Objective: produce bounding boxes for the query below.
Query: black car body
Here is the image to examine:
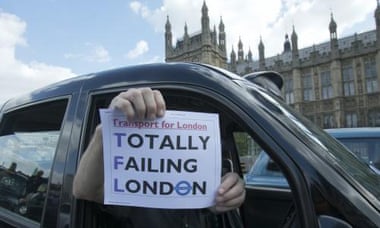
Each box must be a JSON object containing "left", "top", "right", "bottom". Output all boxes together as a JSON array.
[{"left": 0, "top": 63, "right": 378, "bottom": 228}]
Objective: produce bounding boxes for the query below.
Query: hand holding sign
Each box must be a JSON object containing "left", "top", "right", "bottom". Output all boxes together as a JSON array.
[
  {"left": 100, "top": 109, "right": 221, "bottom": 209},
  {"left": 109, "top": 88, "right": 166, "bottom": 121},
  {"left": 73, "top": 88, "right": 245, "bottom": 213}
]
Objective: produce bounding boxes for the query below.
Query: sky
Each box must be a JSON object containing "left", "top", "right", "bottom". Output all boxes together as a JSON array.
[{"left": 0, "top": 0, "right": 378, "bottom": 104}]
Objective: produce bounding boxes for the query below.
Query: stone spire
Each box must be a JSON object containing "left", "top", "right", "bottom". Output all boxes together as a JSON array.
[
  {"left": 258, "top": 36, "right": 265, "bottom": 70},
  {"left": 238, "top": 37, "right": 244, "bottom": 62},
  {"left": 291, "top": 25, "right": 299, "bottom": 57},
  {"left": 375, "top": 0, "right": 380, "bottom": 48},
  {"left": 329, "top": 12, "right": 339, "bottom": 58},
  {"left": 218, "top": 17, "right": 226, "bottom": 52},
  {"left": 165, "top": 15, "right": 173, "bottom": 56}
]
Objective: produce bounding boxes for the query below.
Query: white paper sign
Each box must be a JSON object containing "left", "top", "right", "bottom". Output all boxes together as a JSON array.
[{"left": 99, "top": 109, "right": 221, "bottom": 209}]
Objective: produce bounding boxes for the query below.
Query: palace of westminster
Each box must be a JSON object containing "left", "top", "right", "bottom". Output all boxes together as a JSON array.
[{"left": 165, "top": 1, "right": 380, "bottom": 129}]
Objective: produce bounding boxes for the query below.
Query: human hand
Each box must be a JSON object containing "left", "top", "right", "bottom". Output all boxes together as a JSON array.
[
  {"left": 211, "top": 172, "right": 245, "bottom": 213},
  {"left": 109, "top": 87, "right": 166, "bottom": 120}
]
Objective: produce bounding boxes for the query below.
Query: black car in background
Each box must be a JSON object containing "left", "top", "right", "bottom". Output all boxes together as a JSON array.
[{"left": 0, "top": 63, "right": 378, "bottom": 228}]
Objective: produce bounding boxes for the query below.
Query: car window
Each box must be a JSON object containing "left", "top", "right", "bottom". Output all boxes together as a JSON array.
[
  {"left": 0, "top": 99, "right": 68, "bottom": 224},
  {"left": 234, "top": 132, "right": 290, "bottom": 189},
  {"left": 79, "top": 88, "right": 252, "bottom": 227},
  {"left": 233, "top": 132, "right": 261, "bottom": 174}
]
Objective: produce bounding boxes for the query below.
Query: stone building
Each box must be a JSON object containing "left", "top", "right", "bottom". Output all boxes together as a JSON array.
[
  {"left": 230, "top": 3, "right": 380, "bottom": 128},
  {"left": 165, "top": 2, "right": 380, "bottom": 128},
  {"left": 165, "top": 1, "right": 227, "bottom": 69}
]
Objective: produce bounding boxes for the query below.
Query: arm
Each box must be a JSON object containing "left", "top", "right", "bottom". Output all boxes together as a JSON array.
[
  {"left": 72, "top": 88, "right": 166, "bottom": 203},
  {"left": 72, "top": 125, "right": 104, "bottom": 203}
]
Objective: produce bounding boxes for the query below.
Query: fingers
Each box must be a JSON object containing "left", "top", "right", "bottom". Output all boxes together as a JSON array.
[
  {"left": 153, "top": 90, "right": 166, "bottom": 118},
  {"left": 109, "top": 88, "right": 166, "bottom": 120},
  {"left": 215, "top": 188, "right": 245, "bottom": 212},
  {"left": 214, "top": 172, "right": 246, "bottom": 213}
]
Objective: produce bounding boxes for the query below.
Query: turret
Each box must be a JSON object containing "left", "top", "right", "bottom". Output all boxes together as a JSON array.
[
  {"left": 329, "top": 13, "right": 337, "bottom": 40},
  {"left": 329, "top": 12, "right": 339, "bottom": 58},
  {"left": 283, "top": 34, "right": 291, "bottom": 53},
  {"left": 375, "top": 0, "right": 380, "bottom": 48},
  {"left": 230, "top": 46, "right": 237, "bottom": 72},
  {"left": 201, "top": 1, "right": 211, "bottom": 46},
  {"left": 291, "top": 25, "right": 299, "bottom": 59},
  {"left": 218, "top": 17, "right": 226, "bottom": 52},
  {"left": 213, "top": 25, "right": 217, "bottom": 45},
  {"left": 247, "top": 48, "right": 253, "bottom": 62},
  {"left": 238, "top": 37, "right": 244, "bottom": 62},
  {"left": 201, "top": 1, "right": 210, "bottom": 34},
  {"left": 258, "top": 37, "right": 265, "bottom": 70},
  {"left": 184, "top": 23, "right": 190, "bottom": 49},
  {"left": 165, "top": 15, "right": 173, "bottom": 55}
]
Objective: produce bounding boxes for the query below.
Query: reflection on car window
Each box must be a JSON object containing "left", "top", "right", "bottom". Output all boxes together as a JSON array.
[
  {"left": 233, "top": 132, "right": 261, "bottom": 175},
  {"left": 0, "top": 99, "right": 67, "bottom": 223},
  {"left": 233, "top": 132, "right": 290, "bottom": 189}
]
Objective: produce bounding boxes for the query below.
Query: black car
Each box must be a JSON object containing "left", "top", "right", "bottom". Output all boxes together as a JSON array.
[{"left": 0, "top": 63, "right": 378, "bottom": 228}]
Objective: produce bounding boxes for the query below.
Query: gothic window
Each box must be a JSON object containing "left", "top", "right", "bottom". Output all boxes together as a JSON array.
[
  {"left": 364, "top": 57, "right": 378, "bottom": 93},
  {"left": 320, "top": 70, "right": 333, "bottom": 99},
  {"left": 302, "top": 73, "right": 314, "bottom": 101},
  {"left": 368, "top": 109, "right": 380, "bottom": 127},
  {"left": 323, "top": 113, "right": 335, "bottom": 128},
  {"left": 284, "top": 77, "right": 294, "bottom": 104},
  {"left": 345, "top": 112, "right": 358, "bottom": 128},
  {"left": 342, "top": 64, "right": 355, "bottom": 96}
]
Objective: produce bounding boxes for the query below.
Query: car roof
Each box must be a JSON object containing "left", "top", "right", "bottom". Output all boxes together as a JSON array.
[
  {"left": 325, "top": 127, "right": 380, "bottom": 138},
  {"left": 1, "top": 62, "right": 247, "bottom": 110}
]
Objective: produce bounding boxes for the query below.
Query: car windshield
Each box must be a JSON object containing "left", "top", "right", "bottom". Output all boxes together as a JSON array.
[{"left": 245, "top": 82, "right": 380, "bottom": 201}]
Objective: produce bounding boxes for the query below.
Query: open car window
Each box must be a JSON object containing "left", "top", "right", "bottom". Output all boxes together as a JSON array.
[{"left": 78, "top": 88, "right": 269, "bottom": 227}]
